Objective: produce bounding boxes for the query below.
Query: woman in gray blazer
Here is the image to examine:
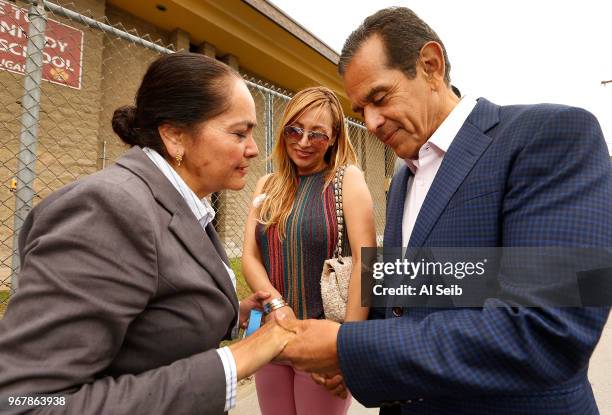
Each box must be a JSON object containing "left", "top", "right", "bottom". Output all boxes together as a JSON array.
[{"left": 0, "top": 53, "right": 293, "bottom": 414}]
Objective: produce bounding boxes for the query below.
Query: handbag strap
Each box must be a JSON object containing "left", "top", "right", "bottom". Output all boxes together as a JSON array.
[{"left": 333, "top": 165, "right": 348, "bottom": 260}]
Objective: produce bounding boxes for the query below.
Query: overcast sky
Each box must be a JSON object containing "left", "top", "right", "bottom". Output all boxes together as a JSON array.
[{"left": 271, "top": 0, "right": 612, "bottom": 151}]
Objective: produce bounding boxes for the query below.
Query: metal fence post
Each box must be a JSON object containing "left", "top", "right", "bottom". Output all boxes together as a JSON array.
[
  {"left": 264, "top": 91, "right": 274, "bottom": 173},
  {"left": 10, "top": 0, "right": 48, "bottom": 291}
]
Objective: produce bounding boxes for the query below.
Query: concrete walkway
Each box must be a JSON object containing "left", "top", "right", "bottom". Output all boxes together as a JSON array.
[
  {"left": 590, "top": 317, "right": 612, "bottom": 415},
  {"left": 232, "top": 318, "right": 612, "bottom": 414}
]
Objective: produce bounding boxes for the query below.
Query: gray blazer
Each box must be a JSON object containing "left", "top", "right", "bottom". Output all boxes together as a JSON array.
[{"left": 0, "top": 147, "right": 239, "bottom": 414}]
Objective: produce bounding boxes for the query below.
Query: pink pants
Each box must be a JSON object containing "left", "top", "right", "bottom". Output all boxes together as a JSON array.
[{"left": 255, "top": 362, "right": 352, "bottom": 415}]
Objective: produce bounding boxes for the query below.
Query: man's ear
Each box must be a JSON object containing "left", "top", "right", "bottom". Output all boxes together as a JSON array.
[
  {"left": 419, "top": 41, "right": 446, "bottom": 90},
  {"left": 158, "top": 123, "right": 185, "bottom": 161}
]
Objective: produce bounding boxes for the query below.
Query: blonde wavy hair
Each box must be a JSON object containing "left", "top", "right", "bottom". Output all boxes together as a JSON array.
[{"left": 258, "top": 86, "right": 357, "bottom": 238}]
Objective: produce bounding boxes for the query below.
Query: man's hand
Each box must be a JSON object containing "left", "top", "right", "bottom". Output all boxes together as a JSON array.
[
  {"left": 312, "top": 373, "right": 348, "bottom": 399},
  {"left": 274, "top": 314, "right": 341, "bottom": 375},
  {"left": 239, "top": 291, "right": 270, "bottom": 328}
]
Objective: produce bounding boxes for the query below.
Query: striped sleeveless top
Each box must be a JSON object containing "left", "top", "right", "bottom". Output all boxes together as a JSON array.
[{"left": 256, "top": 170, "right": 348, "bottom": 319}]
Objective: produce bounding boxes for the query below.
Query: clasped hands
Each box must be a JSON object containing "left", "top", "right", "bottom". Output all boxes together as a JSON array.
[
  {"left": 272, "top": 309, "right": 348, "bottom": 399},
  {"left": 237, "top": 292, "right": 347, "bottom": 398}
]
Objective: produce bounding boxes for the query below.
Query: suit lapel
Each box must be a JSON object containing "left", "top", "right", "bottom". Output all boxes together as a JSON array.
[
  {"left": 206, "top": 223, "right": 231, "bottom": 265},
  {"left": 116, "top": 147, "right": 239, "bottom": 317},
  {"left": 408, "top": 98, "right": 499, "bottom": 247},
  {"left": 167, "top": 214, "right": 239, "bottom": 314},
  {"left": 384, "top": 165, "right": 411, "bottom": 248},
  {"left": 204, "top": 224, "right": 239, "bottom": 318}
]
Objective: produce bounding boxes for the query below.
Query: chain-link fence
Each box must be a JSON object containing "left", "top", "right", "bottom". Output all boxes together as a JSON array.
[{"left": 0, "top": 0, "right": 394, "bottom": 311}]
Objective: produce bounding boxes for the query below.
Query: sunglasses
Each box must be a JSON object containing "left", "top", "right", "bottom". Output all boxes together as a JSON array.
[{"left": 283, "top": 125, "right": 330, "bottom": 145}]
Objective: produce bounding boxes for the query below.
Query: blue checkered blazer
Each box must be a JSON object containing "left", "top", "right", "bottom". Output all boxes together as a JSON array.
[{"left": 337, "top": 98, "right": 612, "bottom": 414}]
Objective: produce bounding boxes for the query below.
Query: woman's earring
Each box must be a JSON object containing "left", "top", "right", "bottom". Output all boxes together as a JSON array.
[{"left": 175, "top": 152, "right": 183, "bottom": 167}]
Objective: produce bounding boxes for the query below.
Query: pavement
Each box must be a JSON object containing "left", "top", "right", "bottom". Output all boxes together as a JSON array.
[
  {"left": 590, "top": 317, "right": 612, "bottom": 415},
  {"left": 231, "top": 317, "right": 612, "bottom": 415}
]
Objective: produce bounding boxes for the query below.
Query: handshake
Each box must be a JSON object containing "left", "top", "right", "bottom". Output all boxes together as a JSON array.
[{"left": 229, "top": 291, "right": 349, "bottom": 399}]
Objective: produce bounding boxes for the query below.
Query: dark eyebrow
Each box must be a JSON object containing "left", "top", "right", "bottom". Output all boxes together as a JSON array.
[
  {"left": 352, "top": 85, "right": 387, "bottom": 114},
  {"left": 230, "top": 121, "right": 257, "bottom": 129}
]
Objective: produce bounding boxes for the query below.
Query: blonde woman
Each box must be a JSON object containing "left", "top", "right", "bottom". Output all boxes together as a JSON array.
[{"left": 242, "top": 87, "right": 376, "bottom": 414}]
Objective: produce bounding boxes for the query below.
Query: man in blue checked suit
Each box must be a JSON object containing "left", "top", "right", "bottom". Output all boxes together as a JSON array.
[{"left": 276, "top": 6, "right": 612, "bottom": 415}]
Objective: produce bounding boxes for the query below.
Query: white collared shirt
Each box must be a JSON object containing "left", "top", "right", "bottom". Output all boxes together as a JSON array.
[
  {"left": 143, "top": 147, "right": 238, "bottom": 411},
  {"left": 402, "top": 96, "right": 477, "bottom": 246}
]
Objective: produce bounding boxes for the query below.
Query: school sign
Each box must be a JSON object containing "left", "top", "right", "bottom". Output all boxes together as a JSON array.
[{"left": 0, "top": 0, "right": 83, "bottom": 89}]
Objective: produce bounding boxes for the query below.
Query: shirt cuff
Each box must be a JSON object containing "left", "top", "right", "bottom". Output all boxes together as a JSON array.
[{"left": 216, "top": 346, "right": 238, "bottom": 411}]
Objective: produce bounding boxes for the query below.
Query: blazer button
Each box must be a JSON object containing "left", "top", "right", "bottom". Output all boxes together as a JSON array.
[{"left": 392, "top": 307, "right": 403, "bottom": 317}]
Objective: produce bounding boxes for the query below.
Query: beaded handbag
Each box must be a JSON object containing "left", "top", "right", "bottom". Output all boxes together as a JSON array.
[{"left": 320, "top": 165, "right": 352, "bottom": 323}]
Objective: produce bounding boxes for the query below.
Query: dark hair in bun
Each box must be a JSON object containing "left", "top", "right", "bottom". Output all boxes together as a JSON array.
[
  {"left": 111, "top": 52, "right": 240, "bottom": 156},
  {"left": 111, "top": 105, "right": 140, "bottom": 146}
]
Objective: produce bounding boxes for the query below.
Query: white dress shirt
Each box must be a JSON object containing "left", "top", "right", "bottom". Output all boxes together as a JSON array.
[
  {"left": 143, "top": 147, "right": 238, "bottom": 411},
  {"left": 402, "top": 97, "right": 477, "bottom": 246}
]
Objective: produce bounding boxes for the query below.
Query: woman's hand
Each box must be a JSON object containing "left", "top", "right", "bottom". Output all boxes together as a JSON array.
[
  {"left": 229, "top": 319, "right": 295, "bottom": 380},
  {"left": 264, "top": 304, "right": 297, "bottom": 324},
  {"left": 239, "top": 291, "right": 271, "bottom": 328}
]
